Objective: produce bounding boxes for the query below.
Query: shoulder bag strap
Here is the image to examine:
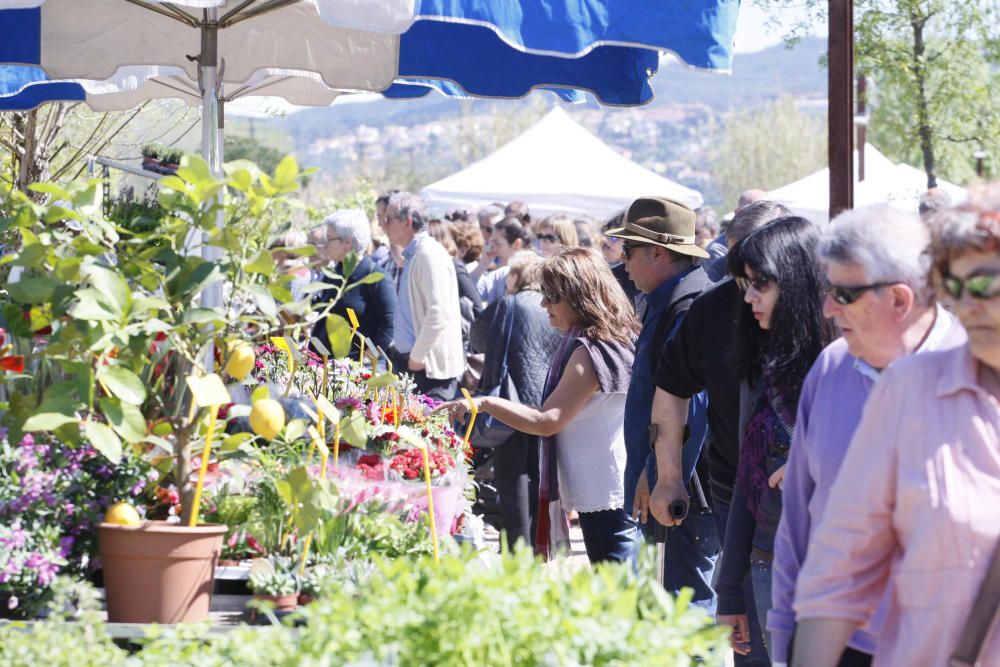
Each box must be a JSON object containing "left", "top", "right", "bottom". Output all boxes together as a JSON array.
[
  {"left": 949, "top": 537, "right": 1000, "bottom": 667},
  {"left": 497, "top": 297, "right": 516, "bottom": 382}
]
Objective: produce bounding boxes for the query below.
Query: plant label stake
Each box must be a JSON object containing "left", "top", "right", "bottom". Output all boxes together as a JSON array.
[
  {"left": 400, "top": 430, "right": 440, "bottom": 564},
  {"left": 320, "top": 354, "right": 329, "bottom": 398},
  {"left": 270, "top": 336, "right": 298, "bottom": 398},
  {"left": 189, "top": 404, "right": 220, "bottom": 527},
  {"left": 314, "top": 395, "right": 341, "bottom": 470},
  {"left": 460, "top": 388, "right": 478, "bottom": 448}
]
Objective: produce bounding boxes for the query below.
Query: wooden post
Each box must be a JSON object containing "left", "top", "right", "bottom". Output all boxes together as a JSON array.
[{"left": 829, "top": 0, "right": 855, "bottom": 218}]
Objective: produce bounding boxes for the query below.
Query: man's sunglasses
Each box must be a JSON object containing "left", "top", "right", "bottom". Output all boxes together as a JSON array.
[
  {"left": 941, "top": 273, "right": 1000, "bottom": 300},
  {"left": 735, "top": 274, "right": 772, "bottom": 293},
  {"left": 622, "top": 242, "right": 654, "bottom": 260},
  {"left": 825, "top": 281, "right": 894, "bottom": 305}
]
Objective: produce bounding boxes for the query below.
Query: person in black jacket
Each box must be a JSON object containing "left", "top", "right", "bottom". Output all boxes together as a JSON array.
[
  {"left": 310, "top": 209, "right": 396, "bottom": 356},
  {"left": 470, "top": 251, "right": 560, "bottom": 548}
]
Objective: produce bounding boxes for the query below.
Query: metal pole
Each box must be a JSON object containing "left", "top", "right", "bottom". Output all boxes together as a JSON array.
[
  {"left": 828, "top": 0, "right": 855, "bottom": 218},
  {"left": 199, "top": 8, "right": 224, "bottom": 314},
  {"left": 856, "top": 74, "right": 866, "bottom": 182}
]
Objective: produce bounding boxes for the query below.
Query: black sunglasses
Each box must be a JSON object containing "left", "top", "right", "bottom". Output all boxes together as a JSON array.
[
  {"left": 942, "top": 273, "right": 1000, "bottom": 300},
  {"left": 538, "top": 233, "right": 558, "bottom": 243},
  {"left": 825, "top": 281, "right": 894, "bottom": 305},
  {"left": 735, "top": 274, "right": 772, "bottom": 293},
  {"left": 540, "top": 285, "right": 561, "bottom": 304},
  {"left": 622, "top": 242, "right": 654, "bottom": 260}
]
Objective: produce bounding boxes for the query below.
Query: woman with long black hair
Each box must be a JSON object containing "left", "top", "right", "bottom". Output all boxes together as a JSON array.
[{"left": 714, "top": 217, "right": 837, "bottom": 660}]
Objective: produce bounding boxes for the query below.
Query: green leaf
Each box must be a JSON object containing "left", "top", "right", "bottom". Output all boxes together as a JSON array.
[
  {"left": 23, "top": 412, "right": 78, "bottom": 431},
  {"left": 221, "top": 432, "right": 254, "bottom": 452},
  {"left": 27, "top": 182, "right": 71, "bottom": 200},
  {"left": 325, "top": 314, "right": 353, "bottom": 358},
  {"left": 274, "top": 155, "right": 299, "bottom": 187},
  {"left": 98, "top": 366, "right": 147, "bottom": 405},
  {"left": 282, "top": 245, "right": 315, "bottom": 257},
  {"left": 246, "top": 284, "right": 277, "bottom": 318},
  {"left": 251, "top": 385, "right": 270, "bottom": 403},
  {"left": 86, "top": 266, "right": 130, "bottom": 314},
  {"left": 70, "top": 289, "right": 119, "bottom": 321},
  {"left": 339, "top": 412, "right": 368, "bottom": 448},
  {"left": 180, "top": 154, "right": 212, "bottom": 182},
  {"left": 99, "top": 397, "right": 147, "bottom": 443},
  {"left": 363, "top": 372, "right": 398, "bottom": 388},
  {"left": 6, "top": 276, "right": 58, "bottom": 304},
  {"left": 347, "top": 271, "right": 384, "bottom": 290},
  {"left": 284, "top": 418, "right": 308, "bottom": 443},
  {"left": 84, "top": 420, "right": 123, "bottom": 464},
  {"left": 182, "top": 308, "right": 224, "bottom": 325},
  {"left": 142, "top": 435, "right": 173, "bottom": 454},
  {"left": 244, "top": 249, "right": 274, "bottom": 275}
]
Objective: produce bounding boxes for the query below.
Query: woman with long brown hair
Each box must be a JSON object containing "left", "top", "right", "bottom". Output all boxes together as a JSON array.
[{"left": 441, "top": 247, "right": 640, "bottom": 563}]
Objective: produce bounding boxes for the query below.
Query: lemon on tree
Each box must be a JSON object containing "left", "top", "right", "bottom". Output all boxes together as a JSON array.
[
  {"left": 223, "top": 339, "right": 255, "bottom": 381},
  {"left": 104, "top": 502, "right": 142, "bottom": 526},
  {"left": 250, "top": 398, "right": 285, "bottom": 440}
]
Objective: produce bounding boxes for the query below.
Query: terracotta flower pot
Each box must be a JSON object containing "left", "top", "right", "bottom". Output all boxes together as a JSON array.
[
  {"left": 254, "top": 593, "right": 299, "bottom": 613},
  {"left": 99, "top": 520, "right": 226, "bottom": 623}
]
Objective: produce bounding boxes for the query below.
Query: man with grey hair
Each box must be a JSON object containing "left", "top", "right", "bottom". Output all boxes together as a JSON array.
[
  {"left": 382, "top": 191, "right": 464, "bottom": 400},
  {"left": 769, "top": 205, "right": 967, "bottom": 667},
  {"left": 472, "top": 204, "right": 508, "bottom": 304}
]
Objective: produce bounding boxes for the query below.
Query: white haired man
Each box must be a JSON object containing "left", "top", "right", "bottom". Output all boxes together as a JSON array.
[{"left": 768, "top": 205, "right": 967, "bottom": 667}]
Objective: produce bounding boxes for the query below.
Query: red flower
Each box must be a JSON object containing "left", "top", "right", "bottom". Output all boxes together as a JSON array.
[{"left": 358, "top": 454, "right": 382, "bottom": 467}]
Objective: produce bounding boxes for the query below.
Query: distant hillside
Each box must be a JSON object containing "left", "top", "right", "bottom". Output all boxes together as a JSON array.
[{"left": 276, "top": 37, "right": 828, "bottom": 150}]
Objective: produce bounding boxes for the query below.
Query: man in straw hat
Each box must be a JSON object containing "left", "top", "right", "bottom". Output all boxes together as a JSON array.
[{"left": 605, "top": 197, "right": 717, "bottom": 603}]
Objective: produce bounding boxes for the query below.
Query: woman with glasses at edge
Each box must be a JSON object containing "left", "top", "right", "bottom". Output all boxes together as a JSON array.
[
  {"left": 715, "top": 217, "right": 837, "bottom": 660},
  {"left": 440, "top": 247, "right": 640, "bottom": 563},
  {"left": 792, "top": 187, "right": 1000, "bottom": 667}
]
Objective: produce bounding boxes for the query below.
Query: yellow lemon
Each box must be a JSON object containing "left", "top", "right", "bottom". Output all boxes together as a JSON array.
[
  {"left": 104, "top": 502, "right": 141, "bottom": 527},
  {"left": 250, "top": 398, "right": 285, "bottom": 440},
  {"left": 224, "top": 340, "right": 255, "bottom": 381}
]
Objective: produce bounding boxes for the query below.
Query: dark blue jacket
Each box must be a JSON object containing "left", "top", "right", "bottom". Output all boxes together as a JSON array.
[{"left": 312, "top": 255, "right": 396, "bottom": 356}]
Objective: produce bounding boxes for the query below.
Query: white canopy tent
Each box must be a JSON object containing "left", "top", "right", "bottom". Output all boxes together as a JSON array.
[
  {"left": 769, "top": 144, "right": 967, "bottom": 224},
  {"left": 421, "top": 107, "right": 703, "bottom": 219}
]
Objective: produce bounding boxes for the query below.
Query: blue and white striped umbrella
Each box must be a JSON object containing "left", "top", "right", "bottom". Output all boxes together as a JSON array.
[{"left": 0, "top": 0, "right": 738, "bottom": 111}]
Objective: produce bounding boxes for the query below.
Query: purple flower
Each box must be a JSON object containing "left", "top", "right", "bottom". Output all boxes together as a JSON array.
[
  {"left": 59, "top": 536, "right": 75, "bottom": 558},
  {"left": 335, "top": 397, "right": 364, "bottom": 412}
]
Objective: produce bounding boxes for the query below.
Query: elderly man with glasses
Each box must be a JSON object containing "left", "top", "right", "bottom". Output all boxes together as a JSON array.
[{"left": 767, "top": 205, "right": 967, "bottom": 667}]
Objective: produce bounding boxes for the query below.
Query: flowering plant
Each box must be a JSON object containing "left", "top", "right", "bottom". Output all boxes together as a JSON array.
[
  {"left": 220, "top": 529, "right": 266, "bottom": 562},
  {"left": 0, "top": 431, "right": 150, "bottom": 616}
]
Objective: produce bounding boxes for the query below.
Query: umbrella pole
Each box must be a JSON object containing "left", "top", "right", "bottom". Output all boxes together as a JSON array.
[{"left": 199, "top": 9, "right": 224, "bottom": 314}]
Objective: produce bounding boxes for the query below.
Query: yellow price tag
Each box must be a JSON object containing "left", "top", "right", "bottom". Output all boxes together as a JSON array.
[
  {"left": 185, "top": 373, "right": 231, "bottom": 407},
  {"left": 345, "top": 307, "right": 360, "bottom": 331}
]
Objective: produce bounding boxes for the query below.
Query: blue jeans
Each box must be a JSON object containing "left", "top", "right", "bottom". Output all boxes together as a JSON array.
[
  {"left": 577, "top": 508, "right": 640, "bottom": 564},
  {"left": 714, "top": 498, "right": 769, "bottom": 667},
  {"left": 750, "top": 550, "right": 774, "bottom": 661},
  {"left": 661, "top": 509, "right": 720, "bottom": 614}
]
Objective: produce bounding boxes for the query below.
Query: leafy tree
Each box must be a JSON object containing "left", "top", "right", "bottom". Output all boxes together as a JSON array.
[
  {"left": 224, "top": 134, "right": 286, "bottom": 175},
  {"left": 758, "top": 0, "right": 1000, "bottom": 187},
  {"left": 709, "top": 96, "right": 827, "bottom": 210}
]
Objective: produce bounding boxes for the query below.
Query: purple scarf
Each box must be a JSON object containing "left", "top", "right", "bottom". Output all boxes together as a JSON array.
[{"left": 736, "top": 368, "right": 796, "bottom": 522}]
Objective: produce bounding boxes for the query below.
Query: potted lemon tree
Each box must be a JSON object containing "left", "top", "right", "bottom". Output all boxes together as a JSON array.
[{"left": 0, "top": 155, "right": 323, "bottom": 622}]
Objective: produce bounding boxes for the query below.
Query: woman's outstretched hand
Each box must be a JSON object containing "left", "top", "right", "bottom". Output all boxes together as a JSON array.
[{"left": 435, "top": 397, "right": 483, "bottom": 423}]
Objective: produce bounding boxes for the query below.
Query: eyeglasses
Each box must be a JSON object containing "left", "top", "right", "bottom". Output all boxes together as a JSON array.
[
  {"left": 941, "top": 273, "right": 1000, "bottom": 300},
  {"left": 735, "top": 274, "right": 772, "bottom": 293},
  {"left": 540, "top": 286, "right": 561, "bottom": 304},
  {"left": 622, "top": 242, "right": 654, "bottom": 260},
  {"left": 825, "top": 281, "right": 894, "bottom": 305},
  {"left": 537, "top": 233, "right": 558, "bottom": 243}
]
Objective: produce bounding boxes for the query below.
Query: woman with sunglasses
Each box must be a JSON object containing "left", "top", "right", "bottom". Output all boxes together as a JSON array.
[
  {"left": 792, "top": 187, "right": 1000, "bottom": 667},
  {"left": 715, "top": 216, "right": 837, "bottom": 659},
  {"left": 440, "top": 247, "right": 640, "bottom": 563}
]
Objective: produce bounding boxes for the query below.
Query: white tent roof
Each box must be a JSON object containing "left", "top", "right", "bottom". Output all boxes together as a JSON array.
[
  {"left": 421, "top": 107, "right": 703, "bottom": 219},
  {"left": 769, "top": 144, "right": 967, "bottom": 223}
]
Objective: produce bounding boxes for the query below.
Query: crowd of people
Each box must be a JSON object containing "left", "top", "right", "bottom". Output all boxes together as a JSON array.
[{"left": 300, "top": 184, "right": 1000, "bottom": 667}]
